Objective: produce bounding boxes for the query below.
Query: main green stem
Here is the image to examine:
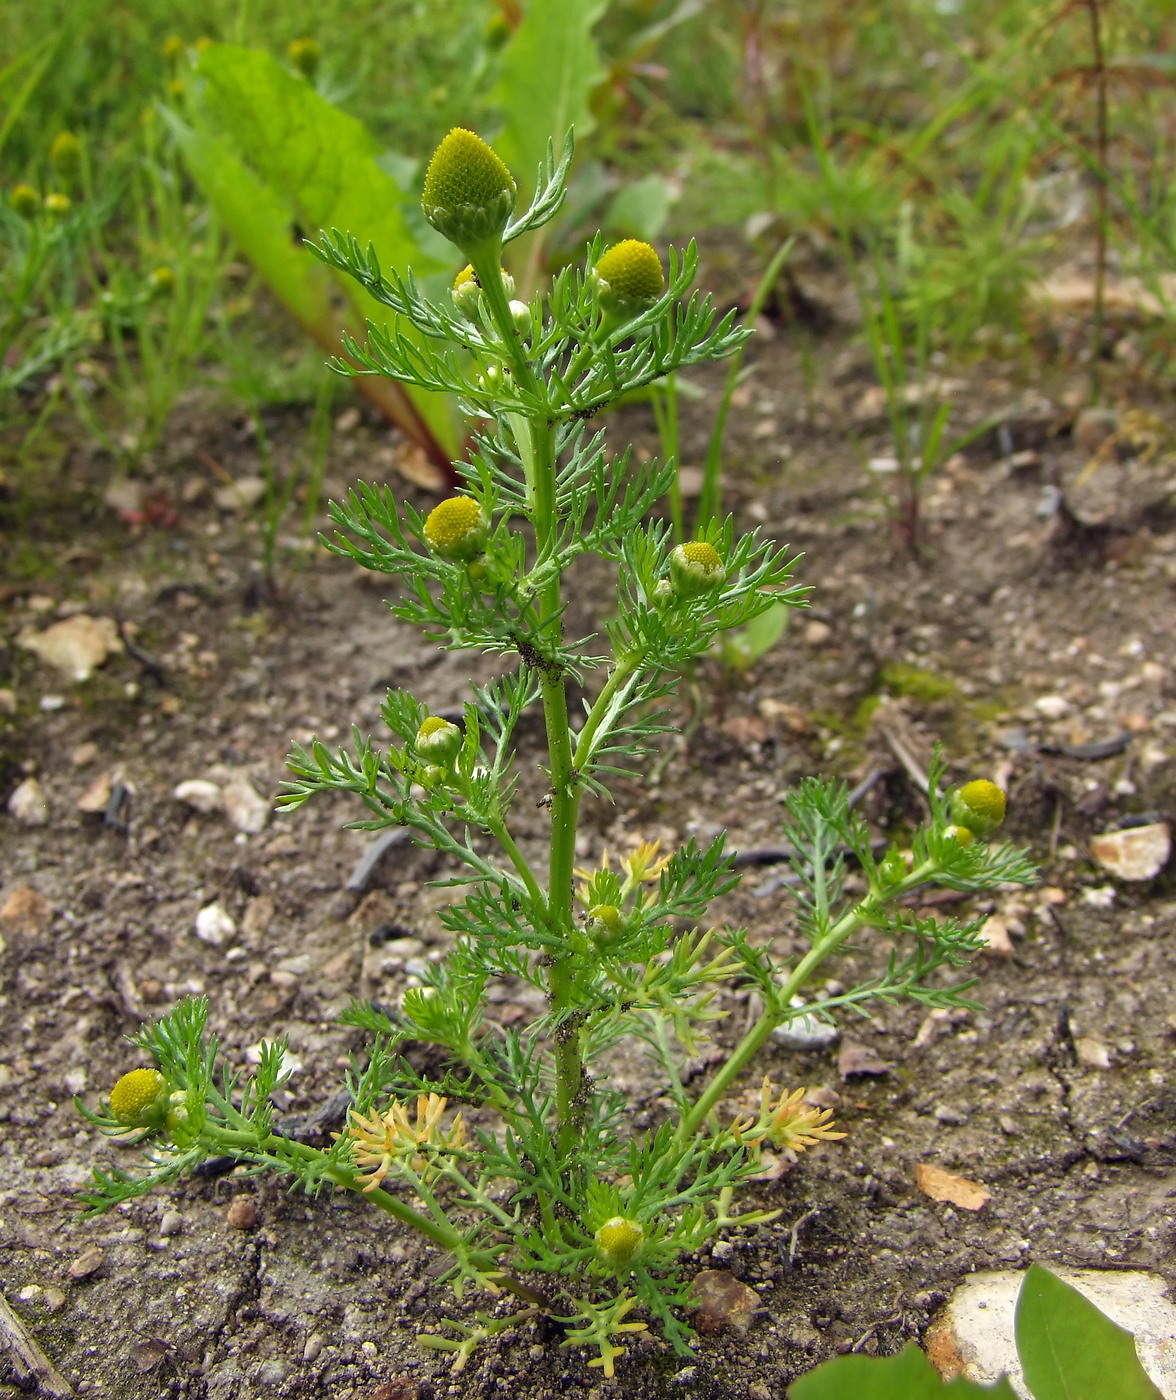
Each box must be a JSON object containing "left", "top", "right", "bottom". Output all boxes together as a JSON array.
[{"left": 472, "top": 249, "right": 586, "bottom": 1161}]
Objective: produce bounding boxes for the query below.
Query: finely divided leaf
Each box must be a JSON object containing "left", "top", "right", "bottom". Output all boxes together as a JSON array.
[{"left": 1015, "top": 1265, "right": 1164, "bottom": 1400}]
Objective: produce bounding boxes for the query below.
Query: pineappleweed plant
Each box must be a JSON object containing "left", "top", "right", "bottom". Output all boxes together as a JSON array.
[{"left": 78, "top": 129, "right": 1036, "bottom": 1375}]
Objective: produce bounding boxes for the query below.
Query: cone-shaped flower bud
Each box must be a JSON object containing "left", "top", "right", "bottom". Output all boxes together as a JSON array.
[
  {"left": 150, "top": 266, "right": 176, "bottom": 295},
  {"left": 423, "top": 496, "right": 488, "bottom": 562},
  {"left": 287, "top": 37, "right": 321, "bottom": 80},
  {"left": 415, "top": 715, "right": 462, "bottom": 765},
  {"left": 595, "top": 1216, "right": 644, "bottom": 1269},
  {"left": 950, "top": 780, "right": 1006, "bottom": 838},
  {"left": 422, "top": 128, "right": 516, "bottom": 256},
  {"left": 669, "top": 541, "right": 725, "bottom": 599},
  {"left": 945, "top": 824, "right": 975, "bottom": 847},
  {"left": 109, "top": 1068, "right": 168, "bottom": 1127},
  {"left": 44, "top": 193, "right": 71, "bottom": 216},
  {"left": 451, "top": 264, "right": 483, "bottom": 319},
  {"left": 11, "top": 185, "right": 39, "bottom": 219},
  {"left": 508, "top": 299, "right": 531, "bottom": 336},
  {"left": 593, "top": 240, "right": 664, "bottom": 325},
  {"left": 50, "top": 132, "right": 82, "bottom": 181}
]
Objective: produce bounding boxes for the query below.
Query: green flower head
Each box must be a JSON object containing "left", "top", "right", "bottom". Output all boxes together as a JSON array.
[
  {"left": 423, "top": 496, "right": 488, "bottom": 563},
  {"left": 669, "top": 541, "right": 725, "bottom": 599},
  {"left": 950, "top": 779, "right": 1006, "bottom": 838},
  {"left": 415, "top": 714, "right": 462, "bottom": 765},
  {"left": 595, "top": 1216, "right": 644, "bottom": 1269},
  {"left": 109, "top": 1068, "right": 169, "bottom": 1127},
  {"left": 422, "top": 129, "right": 516, "bottom": 257}
]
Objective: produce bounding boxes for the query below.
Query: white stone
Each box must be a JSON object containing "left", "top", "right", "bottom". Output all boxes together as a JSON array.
[
  {"left": 1089, "top": 823, "right": 1171, "bottom": 882},
  {"left": 773, "top": 998, "right": 839, "bottom": 1050},
  {"left": 1034, "top": 694, "right": 1070, "bottom": 720},
  {"left": 222, "top": 776, "right": 269, "bottom": 834},
  {"left": 213, "top": 476, "right": 266, "bottom": 511},
  {"left": 927, "top": 1268, "right": 1176, "bottom": 1398},
  {"left": 76, "top": 772, "right": 113, "bottom": 814},
  {"left": 18, "top": 614, "right": 122, "bottom": 681},
  {"left": 173, "top": 779, "right": 224, "bottom": 814},
  {"left": 194, "top": 902, "right": 236, "bottom": 946},
  {"left": 8, "top": 777, "right": 49, "bottom": 825}
]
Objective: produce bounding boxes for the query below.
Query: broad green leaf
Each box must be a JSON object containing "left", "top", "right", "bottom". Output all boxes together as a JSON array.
[
  {"left": 161, "top": 111, "right": 335, "bottom": 337},
  {"left": 606, "top": 174, "right": 676, "bottom": 240},
  {"left": 718, "top": 599, "right": 791, "bottom": 672},
  {"left": 789, "top": 1342, "right": 1018, "bottom": 1399},
  {"left": 180, "top": 44, "right": 456, "bottom": 457},
  {"left": 1015, "top": 1265, "right": 1164, "bottom": 1400},
  {"left": 494, "top": 0, "right": 607, "bottom": 199}
]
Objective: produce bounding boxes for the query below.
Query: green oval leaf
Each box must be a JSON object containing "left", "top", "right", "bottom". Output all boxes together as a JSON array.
[
  {"left": 1015, "top": 1265, "right": 1164, "bottom": 1400},
  {"left": 789, "top": 1342, "right": 1018, "bottom": 1399}
]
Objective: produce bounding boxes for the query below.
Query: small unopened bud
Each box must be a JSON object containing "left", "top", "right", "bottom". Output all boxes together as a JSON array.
[
  {"left": 50, "top": 132, "right": 82, "bottom": 182},
  {"left": 149, "top": 267, "right": 176, "bottom": 296},
  {"left": 287, "top": 38, "right": 321, "bottom": 80},
  {"left": 949, "top": 780, "right": 1006, "bottom": 838},
  {"left": 44, "top": 193, "right": 71, "bottom": 216},
  {"left": 651, "top": 578, "right": 675, "bottom": 611},
  {"left": 945, "top": 824, "right": 975, "bottom": 847},
  {"left": 508, "top": 299, "right": 531, "bottom": 336},
  {"left": 595, "top": 1216, "right": 644, "bottom": 1269},
  {"left": 109, "top": 1068, "right": 168, "bottom": 1127},
  {"left": 10, "top": 184, "right": 39, "bottom": 220},
  {"left": 161, "top": 35, "right": 185, "bottom": 62},
  {"left": 587, "top": 904, "right": 632, "bottom": 947},
  {"left": 423, "top": 496, "right": 488, "bottom": 562},
  {"left": 415, "top": 715, "right": 462, "bottom": 765},
  {"left": 422, "top": 128, "right": 516, "bottom": 257},
  {"left": 669, "top": 541, "right": 724, "bottom": 599}
]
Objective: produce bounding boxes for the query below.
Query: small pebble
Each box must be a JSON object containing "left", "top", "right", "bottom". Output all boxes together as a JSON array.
[
  {"left": 773, "top": 999, "right": 839, "bottom": 1050},
  {"left": 213, "top": 476, "right": 266, "bottom": 511},
  {"left": 195, "top": 902, "right": 236, "bottom": 946},
  {"left": 8, "top": 776, "right": 49, "bottom": 826},
  {"left": 159, "top": 1210, "right": 184, "bottom": 1237},
  {"left": 1075, "top": 1037, "right": 1111, "bottom": 1070},
  {"left": 302, "top": 1333, "right": 324, "bottom": 1363},
  {"left": 1089, "top": 823, "right": 1170, "bottom": 882},
  {"left": 1034, "top": 695, "right": 1070, "bottom": 720},
  {"left": 71, "top": 741, "right": 98, "bottom": 766},
  {"left": 67, "top": 1245, "right": 105, "bottom": 1280},
  {"left": 76, "top": 772, "right": 113, "bottom": 814},
  {"left": 226, "top": 1197, "right": 258, "bottom": 1231},
  {"left": 223, "top": 775, "right": 270, "bottom": 834},
  {"left": 173, "top": 778, "right": 224, "bottom": 814},
  {"left": 0, "top": 688, "right": 15, "bottom": 715}
]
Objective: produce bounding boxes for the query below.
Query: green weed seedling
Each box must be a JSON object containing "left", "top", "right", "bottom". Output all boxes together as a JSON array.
[
  {"left": 78, "top": 129, "right": 1036, "bottom": 1376},
  {"left": 790, "top": 1263, "right": 1163, "bottom": 1399}
]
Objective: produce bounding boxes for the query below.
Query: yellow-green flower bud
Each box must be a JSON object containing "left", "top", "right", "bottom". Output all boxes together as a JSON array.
[
  {"left": 669, "top": 541, "right": 725, "bottom": 599},
  {"left": 423, "top": 496, "right": 488, "bottom": 562},
  {"left": 109, "top": 1068, "right": 168, "bottom": 1126},
  {"left": 416, "top": 715, "right": 462, "bottom": 765},
  {"left": 44, "top": 192, "right": 71, "bottom": 216},
  {"left": 11, "top": 184, "right": 39, "bottom": 220},
  {"left": 50, "top": 132, "right": 82, "bottom": 182},
  {"left": 593, "top": 240, "right": 664, "bottom": 325},
  {"left": 287, "top": 37, "right": 321, "bottom": 80},
  {"left": 161, "top": 35, "right": 185, "bottom": 62},
  {"left": 651, "top": 578, "right": 675, "bottom": 611},
  {"left": 946, "top": 824, "right": 975, "bottom": 847},
  {"left": 595, "top": 1216, "right": 644, "bottom": 1269},
  {"left": 149, "top": 266, "right": 176, "bottom": 295},
  {"left": 950, "top": 780, "right": 1006, "bottom": 838},
  {"left": 508, "top": 299, "right": 531, "bottom": 337},
  {"left": 422, "top": 128, "right": 516, "bottom": 257}
]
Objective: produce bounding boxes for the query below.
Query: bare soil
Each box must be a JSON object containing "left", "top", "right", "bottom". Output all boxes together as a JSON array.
[{"left": 3, "top": 287, "right": 1176, "bottom": 1400}]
